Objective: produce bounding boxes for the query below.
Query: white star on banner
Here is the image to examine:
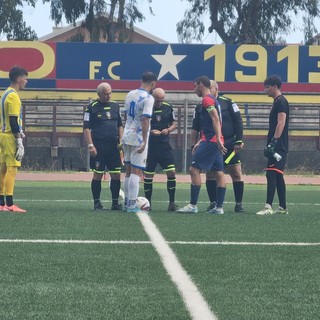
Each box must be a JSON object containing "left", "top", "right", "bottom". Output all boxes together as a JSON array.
[{"left": 151, "top": 45, "right": 187, "bottom": 80}]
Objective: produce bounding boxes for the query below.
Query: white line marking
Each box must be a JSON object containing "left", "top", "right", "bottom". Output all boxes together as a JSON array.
[
  {"left": 136, "top": 211, "right": 217, "bottom": 320},
  {"left": 13, "top": 199, "right": 320, "bottom": 206},
  {"left": 0, "top": 239, "right": 320, "bottom": 246},
  {"left": 0, "top": 239, "right": 150, "bottom": 244},
  {"left": 170, "top": 241, "right": 320, "bottom": 246}
]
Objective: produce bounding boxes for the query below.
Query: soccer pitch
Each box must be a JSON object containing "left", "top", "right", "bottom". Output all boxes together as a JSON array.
[{"left": 0, "top": 181, "right": 320, "bottom": 320}]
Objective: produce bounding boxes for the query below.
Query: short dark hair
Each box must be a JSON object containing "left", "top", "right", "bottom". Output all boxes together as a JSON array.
[
  {"left": 9, "top": 66, "right": 28, "bottom": 83},
  {"left": 141, "top": 71, "right": 158, "bottom": 83},
  {"left": 264, "top": 75, "right": 282, "bottom": 88},
  {"left": 194, "top": 76, "right": 211, "bottom": 89}
]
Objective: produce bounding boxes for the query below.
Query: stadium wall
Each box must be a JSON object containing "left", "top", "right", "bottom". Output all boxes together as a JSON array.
[
  {"left": 1, "top": 42, "right": 320, "bottom": 173},
  {"left": 20, "top": 100, "right": 320, "bottom": 174}
]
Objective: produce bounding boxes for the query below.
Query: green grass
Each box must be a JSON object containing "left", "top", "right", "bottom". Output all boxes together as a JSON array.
[{"left": 0, "top": 181, "right": 320, "bottom": 319}]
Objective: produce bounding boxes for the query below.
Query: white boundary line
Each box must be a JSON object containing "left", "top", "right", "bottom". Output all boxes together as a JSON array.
[
  {"left": 0, "top": 239, "right": 150, "bottom": 244},
  {"left": 136, "top": 211, "right": 217, "bottom": 320},
  {"left": 0, "top": 239, "right": 320, "bottom": 246},
  {"left": 12, "top": 199, "right": 320, "bottom": 206},
  {"left": 170, "top": 241, "right": 320, "bottom": 246}
]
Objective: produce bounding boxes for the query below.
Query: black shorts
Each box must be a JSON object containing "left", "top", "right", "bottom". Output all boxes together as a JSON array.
[
  {"left": 145, "top": 142, "right": 175, "bottom": 174},
  {"left": 90, "top": 140, "right": 122, "bottom": 174},
  {"left": 223, "top": 144, "right": 241, "bottom": 166},
  {"left": 266, "top": 151, "right": 287, "bottom": 174}
]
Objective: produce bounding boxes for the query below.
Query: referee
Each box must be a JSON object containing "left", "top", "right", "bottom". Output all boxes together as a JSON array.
[
  {"left": 191, "top": 80, "right": 245, "bottom": 213},
  {"left": 144, "top": 88, "right": 178, "bottom": 211},
  {"left": 83, "top": 83, "right": 123, "bottom": 210}
]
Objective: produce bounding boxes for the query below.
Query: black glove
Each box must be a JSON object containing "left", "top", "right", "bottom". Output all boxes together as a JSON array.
[{"left": 264, "top": 137, "right": 278, "bottom": 158}]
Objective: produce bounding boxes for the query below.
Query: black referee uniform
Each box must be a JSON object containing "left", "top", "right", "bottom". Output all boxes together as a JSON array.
[
  {"left": 83, "top": 99, "right": 123, "bottom": 209},
  {"left": 144, "top": 101, "right": 177, "bottom": 210}
]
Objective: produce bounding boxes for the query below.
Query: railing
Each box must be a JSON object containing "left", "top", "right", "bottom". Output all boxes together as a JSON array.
[
  {"left": 21, "top": 99, "right": 320, "bottom": 172},
  {"left": 22, "top": 100, "right": 87, "bottom": 146},
  {"left": 242, "top": 103, "right": 320, "bottom": 130},
  {"left": 22, "top": 99, "right": 320, "bottom": 144}
]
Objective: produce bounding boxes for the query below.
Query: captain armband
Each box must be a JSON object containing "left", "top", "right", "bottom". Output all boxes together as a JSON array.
[{"left": 206, "top": 106, "right": 216, "bottom": 112}]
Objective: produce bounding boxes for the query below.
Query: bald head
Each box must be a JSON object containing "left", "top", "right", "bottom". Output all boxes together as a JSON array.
[
  {"left": 210, "top": 80, "right": 219, "bottom": 97},
  {"left": 152, "top": 88, "right": 166, "bottom": 108},
  {"left": 152, "top": 88, "right": 165, "bottom": 100},
  {"left": 97, "top": 82, "right": 112, "bottom": 102}
]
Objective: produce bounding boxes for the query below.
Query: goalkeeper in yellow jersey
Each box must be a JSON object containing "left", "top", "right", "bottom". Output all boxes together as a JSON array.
[{"left": 0, "top": 66, "right": 28, "bottom": 213}]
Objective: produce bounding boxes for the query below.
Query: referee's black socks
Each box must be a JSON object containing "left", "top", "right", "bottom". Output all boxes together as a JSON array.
[
  {"left": 91, "top": 179, "right": 101, "bottom": 204},
  {"left": 144, "top": 178, "right": 153, "bottom": 203},
  {"left": 167, "top": 177, "right": 176, "bottom": 203},
  {"left": 206, "top": 180, "right": 217, "bottom": 203},
  {"left": 110, "top": 179, "right": 121, "bottom": 205},
  {"left": 233, "top": 181, "right": 244, "bottom": 204}
]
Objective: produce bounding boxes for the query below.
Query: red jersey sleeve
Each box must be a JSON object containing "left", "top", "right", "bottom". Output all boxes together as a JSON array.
[{"left": 202, "top": 96, "right": 216, "bottom": 109}]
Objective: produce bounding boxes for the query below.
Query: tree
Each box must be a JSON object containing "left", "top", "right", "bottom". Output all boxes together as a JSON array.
[
  {"left": 0, "top": 0, "right": 38, "bottom": 40},
  {"left": 43, "top": 0, "right": 153, "bottom": 42},
  {"left": 177, "top": 0, "right": 320, "bottom": 44}
]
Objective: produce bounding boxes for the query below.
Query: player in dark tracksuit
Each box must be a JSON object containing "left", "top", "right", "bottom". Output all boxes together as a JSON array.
[
  {"left": 191, "top": 80, "right": 246, "bottom": 213},
  {"left": 83, "top": 83, "right": 123, "bottom": 211},
  {"left": 256, "top": 75, "right": 289, "bottom": 215},
  {"left": 144, "top": 88, "right": 178, "bottom": 211}
]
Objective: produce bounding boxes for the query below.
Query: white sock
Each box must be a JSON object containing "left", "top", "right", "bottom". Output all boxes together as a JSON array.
[
  {"left": 128, "top": 174, "right": 140, "bottom": 207},
  {"left": 124, "top": 176, "right": 130, "bottom": 206}
]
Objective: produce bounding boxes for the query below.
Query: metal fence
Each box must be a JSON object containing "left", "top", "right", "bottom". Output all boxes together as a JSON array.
[{"left": 21, "top": 99, "right": 320, "bottom": 173}]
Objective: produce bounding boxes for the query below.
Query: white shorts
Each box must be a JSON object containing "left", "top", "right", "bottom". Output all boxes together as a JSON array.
[{"left": 123, "top": 144, "right": 148, "bottom": 170}]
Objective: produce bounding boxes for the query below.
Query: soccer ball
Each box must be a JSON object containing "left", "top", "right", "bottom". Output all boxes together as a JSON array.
[{"left": 136, "top": 197, "right": 150, "bottom": 211}]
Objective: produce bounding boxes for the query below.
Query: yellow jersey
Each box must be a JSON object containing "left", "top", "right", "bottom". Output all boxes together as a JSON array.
[{"left": 0, "top": 87, "right": 23, "bottom": 134}]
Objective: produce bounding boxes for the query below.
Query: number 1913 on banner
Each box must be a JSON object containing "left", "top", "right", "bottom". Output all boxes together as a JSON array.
[{"left": 204, "top": 45, "right": 320, "bottom": 84}]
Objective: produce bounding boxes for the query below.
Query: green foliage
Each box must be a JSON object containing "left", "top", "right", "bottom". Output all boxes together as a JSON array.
[
  {"left": 43, "top": 0, "right": 153, "bottom": 42},
  {"left": 0, "top": 0, "right": 38, "bottom": 40},
  {"left": 177, "top": 0, "right": 320, "bottom": 44},
  {"left": 66, "top": 31, "right": 85, "bottom": 42}
]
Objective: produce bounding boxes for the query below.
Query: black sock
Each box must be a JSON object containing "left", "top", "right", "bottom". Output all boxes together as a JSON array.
[
  {"left": 110, "top": 179, "right": 120, "bottom": 205},
  {"left": 276, "top": 174, "right": 286, "bottom": 209},
  {"left": 144, "top": 178, "right": 153, "bottom": 203},
  {"left": 0, "top": 195, "right": 5, "bottom": 206},
  {"left": 91, "top": 179, "right": 101, "bottom": 205},
  {"left": 206, "top": 180, "right": 217, "bottom": 203},
  {"left": 167, "top": 178, "right": 176, "bottom": 203},
  {"left": 6, "top": 195, "right": 13, "bottom": 207},
  {"left": 233, "top": 181, "right": 244, "bottom": 204},
  {"left": 266, "top": 171, "right": 277, "bottom": 206},
  {"left": 216, "top": 187, "right": 226, "bottom": 207}
]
